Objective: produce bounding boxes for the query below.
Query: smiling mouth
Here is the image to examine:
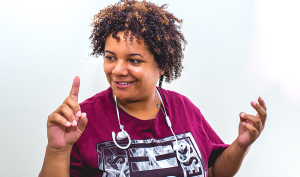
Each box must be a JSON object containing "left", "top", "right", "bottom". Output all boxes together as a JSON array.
[{"left": 115, "top": 81, "right": 135, "bottom": 85}]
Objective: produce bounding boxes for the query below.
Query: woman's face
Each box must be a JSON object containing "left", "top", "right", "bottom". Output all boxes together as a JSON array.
[{"left": 104, "top": 32, "right": 163, "bottom": 102}]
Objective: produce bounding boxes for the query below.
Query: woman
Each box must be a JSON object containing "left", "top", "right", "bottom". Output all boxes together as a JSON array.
[{"left": 40, "top": 0, "right": 267, "bottom": 176}]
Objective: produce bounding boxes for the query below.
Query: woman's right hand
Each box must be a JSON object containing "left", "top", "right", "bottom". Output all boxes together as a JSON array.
[{"left": 47, "top": 76, "right": 88, "bottom": 150}]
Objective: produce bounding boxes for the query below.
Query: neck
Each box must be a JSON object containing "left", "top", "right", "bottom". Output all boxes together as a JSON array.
[{"left": 113, "top": 89, "right": 161, "bottom": 120}]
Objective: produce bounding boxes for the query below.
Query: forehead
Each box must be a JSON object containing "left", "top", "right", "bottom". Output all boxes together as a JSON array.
[{"left": 104, "top": 32, "right": 150, "bottom": 54}]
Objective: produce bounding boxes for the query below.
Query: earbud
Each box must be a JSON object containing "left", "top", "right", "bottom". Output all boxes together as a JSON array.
[
  {"left": 112, "top": 130, "right": 131, "bottom": 149},
  {"left": 117, "top": 131, "right": 127, "bottom": 140},
  {"left": 112, "top": 88, "right": 191, "bottom": 164},
  {"left": 173, "top": 142, "right": 191, "bottom": 163},
  {"left": 113, "top": 95, "right": 131, "bottom": 149},
  {"left": 179, "top": 143, "right": 186, "bottom": 151},
  {"left": 173, "top": 143, "right": 186, "bottom": 151}
]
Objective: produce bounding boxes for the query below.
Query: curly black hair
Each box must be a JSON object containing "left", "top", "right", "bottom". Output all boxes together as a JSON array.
[{"left": 90, "top": 0, "right": 187, "bottom": 87}]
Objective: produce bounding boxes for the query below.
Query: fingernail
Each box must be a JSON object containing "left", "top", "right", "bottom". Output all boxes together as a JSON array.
[
  {"left": 242, "top": 122, "right": 246, "bottom": 126},
  {"left": 65, "top": 122, "right": 71, "bottom": 126},
  {"left": 241, "top": 113, "right": 245, "bottom": 118},
  {"left": 76, "top": 111, "right": 81, "bottom": 117},
  {"left": 251, "top": 101, "right": 256, "bottom": 106},
  {"left": 72, "top": 120, "right": 77, "bottom": 126}
]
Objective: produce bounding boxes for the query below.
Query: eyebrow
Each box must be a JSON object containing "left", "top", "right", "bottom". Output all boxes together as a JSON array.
[{"left": 105, "top": 50, "right": 144, "bottom": 58}]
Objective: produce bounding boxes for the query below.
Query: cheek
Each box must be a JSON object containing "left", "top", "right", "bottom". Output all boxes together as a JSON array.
[
  {"left": 131, "top": 67, "right": 160, "bottom": 84},
  {"left": 103, "top": 62, "right": 113, "bottom": 75},
  {"left": 130, "top": 67, "right": 144, "bottom": 79}
]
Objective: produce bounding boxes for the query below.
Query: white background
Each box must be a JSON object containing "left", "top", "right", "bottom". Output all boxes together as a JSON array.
[{"left": 0, "top": 0, "right": 299, "bottom": 176}]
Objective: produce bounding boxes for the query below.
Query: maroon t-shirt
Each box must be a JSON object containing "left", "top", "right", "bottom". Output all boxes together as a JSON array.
[{"left": 70, "top": 87, "right": 228, "bottom": 177}]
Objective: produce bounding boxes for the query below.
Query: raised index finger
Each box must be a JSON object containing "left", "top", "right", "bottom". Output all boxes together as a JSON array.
[{"left": 70, "top": 76, "right": 80, "bottom": 102}]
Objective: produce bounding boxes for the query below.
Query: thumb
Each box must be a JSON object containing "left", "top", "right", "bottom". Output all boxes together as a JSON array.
[
  {"left": 70, "top": 76, "right": 80, "bottom": 102},
  {"left": 77, "top": 112, "right": 88, "bottom": 133}
]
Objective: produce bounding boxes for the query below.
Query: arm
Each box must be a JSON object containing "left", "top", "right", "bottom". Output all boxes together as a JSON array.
[
  {"left": 39, "top": 76, "right": 88, "bottom": 177},
  {"left": 208, "top": 138, "right": 249, "bottom": 177},
  {"left": 209, "top": 97, "right": 267, "bottom": 177},
  {"left": 39, "top": 146, "right": 72, "bottom": 177}
]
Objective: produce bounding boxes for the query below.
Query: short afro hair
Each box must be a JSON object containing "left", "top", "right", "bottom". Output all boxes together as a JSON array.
[{"left": 90, "top": 0, "right": 187, "bottom": 87}]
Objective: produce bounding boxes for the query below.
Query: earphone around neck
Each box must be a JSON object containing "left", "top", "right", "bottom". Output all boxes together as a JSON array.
[{"left": 112, "top": 88, "right": 191, "bottom": 163}]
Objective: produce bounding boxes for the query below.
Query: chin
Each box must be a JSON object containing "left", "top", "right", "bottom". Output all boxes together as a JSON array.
[{"left": 112, "top": 88, "right": 132, "bottom": 100}]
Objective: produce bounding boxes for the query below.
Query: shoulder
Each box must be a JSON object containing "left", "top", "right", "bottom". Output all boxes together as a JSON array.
[
  {"left": 158, "top": 87, "right": 197, "bottom": 108},
  {"left": 79, "top": 87, "right": 113, "bottom": 109},
  {"left": 158, "top": 87, "right": 203, "bottom": 118}
]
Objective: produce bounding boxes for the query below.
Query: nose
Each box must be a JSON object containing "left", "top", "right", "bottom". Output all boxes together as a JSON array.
[{"left": 112, "top": 59, "right": 128, "bottom": 76}]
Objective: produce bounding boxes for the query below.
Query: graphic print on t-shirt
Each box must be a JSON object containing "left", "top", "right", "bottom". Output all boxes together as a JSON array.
[{"left": 97, "top": 132, "right": 207, "bottom": 177}]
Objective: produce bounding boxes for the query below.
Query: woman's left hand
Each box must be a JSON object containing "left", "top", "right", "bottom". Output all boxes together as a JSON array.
[{"left": 238, "top": 97, "right": 267, "bottom": 150}]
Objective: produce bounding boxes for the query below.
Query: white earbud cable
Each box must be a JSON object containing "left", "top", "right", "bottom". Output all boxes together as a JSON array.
[
  {"left": 156, "top": 88, "right": 191, "bottom": 163},
  {"left": 112, "top": 95, "right": 131, "bottom": 149},
  {"left": 112, "top": 89, "right": 190, "bottom": 163}
]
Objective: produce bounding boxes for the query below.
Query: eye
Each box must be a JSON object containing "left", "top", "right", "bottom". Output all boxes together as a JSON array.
[
  {"left": 129, "top": 59, "right": 142, "bottom": 64},
  {"left": 105, "top": 56, "right": 116, "bottom": 61}
]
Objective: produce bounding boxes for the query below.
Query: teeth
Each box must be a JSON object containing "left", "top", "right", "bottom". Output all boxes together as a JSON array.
[{"left": 118, "top": 82, "right": 129, "bottom": 85}]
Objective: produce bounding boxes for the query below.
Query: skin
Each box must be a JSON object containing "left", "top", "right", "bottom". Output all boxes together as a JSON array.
[
  {"left": 40, "top": 76, "right": 88, "bottom": 177},
  {"left": 104, "top": 31, "right": 164, "bottom": 120},
  {"left": 39, "top": 32, "right": 164, "bottom": 176},
  {"left": 209, "top": 97, "right": 267, "bottom": 177},
  {"left": 39, "top": 31, "right": 267, "bottom": 177}
]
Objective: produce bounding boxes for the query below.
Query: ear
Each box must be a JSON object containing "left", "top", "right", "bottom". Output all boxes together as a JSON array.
[{"left": 159, "top": 70, "right": 164, "bottom": 76}]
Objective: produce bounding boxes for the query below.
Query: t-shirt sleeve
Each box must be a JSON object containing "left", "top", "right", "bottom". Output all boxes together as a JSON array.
[{"left": 201, "top": 115, "right": 229, "bottom": 168}]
